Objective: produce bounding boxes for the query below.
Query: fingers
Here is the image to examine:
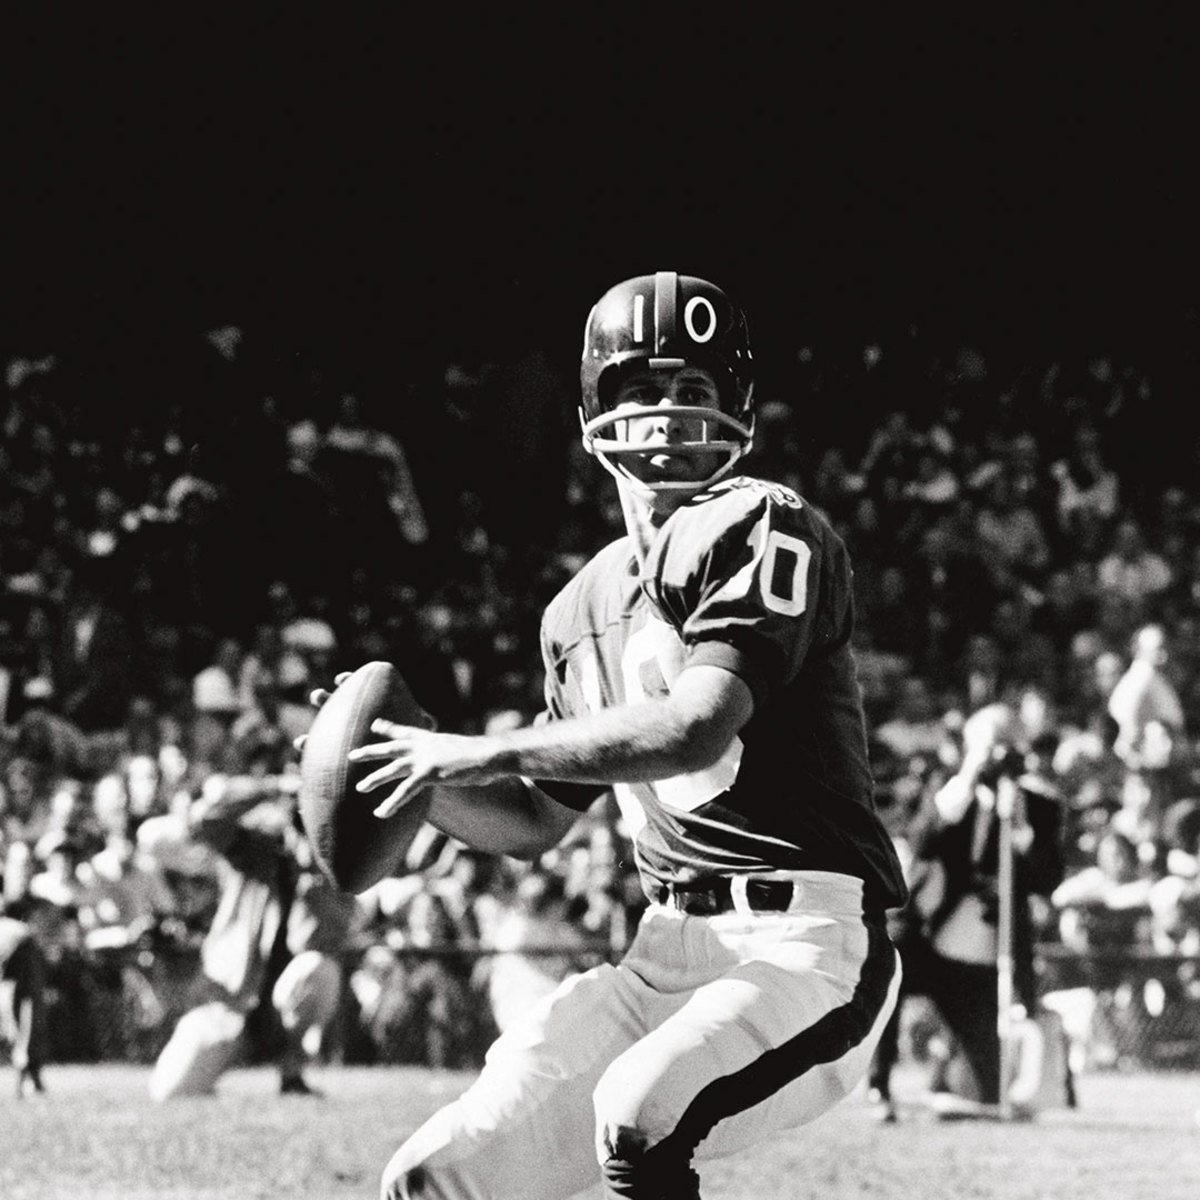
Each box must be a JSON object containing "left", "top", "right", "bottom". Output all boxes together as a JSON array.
[
  {"left": 348, "top": 741, "right": 403, "bottom": 764},
  {"left": 373, "top": 774, "right": 428, "bottom": 819},
  {"left": 370, "top": 718, "right": 406, "bottom": 738},
  {"left": 308, "top": 670, "right": 352, "bottom": 710},
  {"left": 346, "top": 722, "right": 417, "bottom": 765},
  {"left": 355, "top": 757, "right": 408, "bottom": 793},
  {"left": 373, "top": 782, "right": 410, "bottom": 819}
]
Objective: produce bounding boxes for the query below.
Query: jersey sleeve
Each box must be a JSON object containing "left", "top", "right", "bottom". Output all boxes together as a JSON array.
[
  {"left": 644, "top": 480, "right": 855, "bottom": 710},
  {"left": 529, "top": 609, "right": 610, "bottom": 814}
]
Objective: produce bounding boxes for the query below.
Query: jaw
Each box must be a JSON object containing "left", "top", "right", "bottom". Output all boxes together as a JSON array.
[
  {"left": 600, "top": 445, "right": 732, "bottom": 497},
  {"left": 616, "top": 473, "right": 698, "bottom": 536}
]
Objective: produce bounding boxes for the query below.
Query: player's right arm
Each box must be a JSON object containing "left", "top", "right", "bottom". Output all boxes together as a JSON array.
[
  {"left": 300, "top": 675, "right": 589, "bottom": 860},
  {"left": 353, "top": 660, "right": 752, "bottom": 846}
]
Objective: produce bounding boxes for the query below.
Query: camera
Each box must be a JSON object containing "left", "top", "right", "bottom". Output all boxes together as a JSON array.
[{"left": 977, "top": 743, "right": 1027, "bottom": 787}]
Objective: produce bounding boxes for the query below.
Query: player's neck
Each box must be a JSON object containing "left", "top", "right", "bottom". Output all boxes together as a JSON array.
[{"left": 617, "top": 483, "right": 690, "bottom": 567}]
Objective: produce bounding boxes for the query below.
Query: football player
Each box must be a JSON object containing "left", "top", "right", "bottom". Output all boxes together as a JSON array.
[{"left": 348, "top": 271, "right": 908, "bottom": 1199}]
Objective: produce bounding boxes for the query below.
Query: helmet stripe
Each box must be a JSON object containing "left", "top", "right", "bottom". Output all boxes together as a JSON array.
[{"left": 653, "top": 270, "right": 678, "bottom": 354}]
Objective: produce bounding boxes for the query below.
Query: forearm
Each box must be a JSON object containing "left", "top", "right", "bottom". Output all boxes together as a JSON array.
[
  {"left": 424, "top": 777, "right": 578, "bottom": 859},
  {"left": 482, "top": 698, "right": 726, "bottom": 785},
  {"left": 356, "top": 664, "right": 753, "bottom": 823}
]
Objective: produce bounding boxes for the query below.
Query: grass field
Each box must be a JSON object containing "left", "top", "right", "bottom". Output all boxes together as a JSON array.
[{"left": 1, "top": 1063, "right": 1198, "bottom": 1200}]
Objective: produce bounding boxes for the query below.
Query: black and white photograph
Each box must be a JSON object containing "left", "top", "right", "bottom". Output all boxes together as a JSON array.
[{"left": 1, "top": 14, "right": 1198, "bottom": 1199}]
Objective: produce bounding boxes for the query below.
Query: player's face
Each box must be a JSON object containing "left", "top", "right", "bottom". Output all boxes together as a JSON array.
[{"left": 609, "top": 367, "right": 726, "bottom": 488}]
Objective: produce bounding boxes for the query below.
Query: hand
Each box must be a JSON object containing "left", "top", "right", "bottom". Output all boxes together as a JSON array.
[
  {"left": 348, "top": 719, "right": 503, "bottom": 819},
  {"left": 962, "top": 703, "right": 1013, "bottom": 762},
  {"left": 292, "top": 671, "right": 354, "bottom": 753}
]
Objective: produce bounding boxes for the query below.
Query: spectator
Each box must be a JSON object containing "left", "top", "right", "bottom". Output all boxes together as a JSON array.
[
  {"left": 910, "top": 506, "right": 998, "bottom": 674},
  {"left": 8, "top": 682, "right": 93, "bottom": 784},
  {"left": 144, "top": 475, "right": 246, "bottom": 640},
  {"left": 280, "top": 613, "right": 338, "bottom": 691},
  {"left": 361, "top": 888, "right": 484, "bottom": 1069},
  {"left": 76, "top": 773, "right": 178, "bottom": 953},
  {"left": 1050, "top": 828, "right": 1156, "bottom": 954},
  {"left": 189, "top": 645, "right": 246, "bottom": 771},
  {"left": 31, "top": 777, "right": 100, "bottom": 874},
  {"left": 1003, "top": 432, "right": 1054, "bottom": 530},
  {"left": 1095, "top": 516, "right": 1173, "bottom": 616},
  {"left": 270, "top": 419, "right": 347, "bottom": 592},
  {"left": 806, "top": 446, "right": 862, "bottom": 530},
  {"left": 236, "top": 623, "right": 287, "bottom": 714},
  {"left": 1049, "top": 422, "right": 1120, "bottom": 554},
  {"left": 956, "top": 633, "right": 1005, "bottom": 712},
  {"left": 1052, "top": 709, "right": 1125, "bottom": 864},
  {"left": 1106, "top": 624, "right": 1188, "bottom": 841},
  {"left": 859, "top": 564, "right": 926, "bottom": 671},
  {"left": 857, "top": 409, "right": 925, "bottom": 508},
  {"left": 486, "top": 868, "right": 590, "bottom": 1036},
  {"left": 0, "top": 914, "right": 49, "bottom": 1096},
  {"left": 873, "top": 676, "right": 953, "bottom": 764},
  {"left": 1147, "top": 799, "right": 1200, "bottom": 954},
  {"left": 52, "top": 559, "right": 139, "bottom": 732},
  {"left": 972, "top": 469, "right": 1052, "bottom": 601},
  {"left": 324, "top": 391, "right": 429, "bottom": 548},
  {"left": 1031, "top": 566, "right": 1099, "bottom": 662}
]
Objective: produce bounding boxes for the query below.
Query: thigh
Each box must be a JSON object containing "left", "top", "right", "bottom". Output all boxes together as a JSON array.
[
  {"left": 382, "top": 962, "right": 645, "bottom": 1200},
  {"left": 594, "top": 915, "right": 900, "bottom": 1163}
]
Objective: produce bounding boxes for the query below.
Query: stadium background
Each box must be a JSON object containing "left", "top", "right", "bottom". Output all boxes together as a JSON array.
[{"left": 4, "top": 15, "right": 1200, "bottom": 1083}]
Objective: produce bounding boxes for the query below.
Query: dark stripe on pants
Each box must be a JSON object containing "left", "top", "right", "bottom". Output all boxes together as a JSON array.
[{"left": 658, "top": 916, "right": 896, "bottom": 1161}]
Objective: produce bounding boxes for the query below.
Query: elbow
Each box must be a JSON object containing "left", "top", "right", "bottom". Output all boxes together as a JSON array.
[
  {"left": 661, "top": 666, "right": 754, "bottom": 775},
  {"left": 673, "top": 711, "right": 740, "bottom": 773}
]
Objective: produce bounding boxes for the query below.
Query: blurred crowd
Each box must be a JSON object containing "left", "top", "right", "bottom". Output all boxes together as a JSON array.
[{"left": 3, "top": 322, "right": 1200, "bottom": 1078}]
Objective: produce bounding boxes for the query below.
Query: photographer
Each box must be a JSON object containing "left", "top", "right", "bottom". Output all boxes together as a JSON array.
[{"left": 870, "top": 688, "right": 1067, "bottom": 1115}]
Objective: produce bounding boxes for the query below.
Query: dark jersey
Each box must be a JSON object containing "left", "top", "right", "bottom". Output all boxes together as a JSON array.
[{"left": 537, "top": 476, "right": 908, "bottom": 912}]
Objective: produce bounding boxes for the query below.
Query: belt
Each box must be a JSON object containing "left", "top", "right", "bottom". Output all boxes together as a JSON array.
[{"left": 653, "top": 875, "right": 802, "bottom": 916}]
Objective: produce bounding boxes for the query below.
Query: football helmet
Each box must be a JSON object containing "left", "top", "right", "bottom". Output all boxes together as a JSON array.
[{"left": 579, "top": 270, "right": 755, "bottom": 494}]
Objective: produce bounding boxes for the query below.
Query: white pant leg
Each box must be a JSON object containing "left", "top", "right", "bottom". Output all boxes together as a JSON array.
[
  {"left": 381, "top": 961, "right": 647, "bottom": 1200},
  {"left": 592, "top": 901, "right": 900, "bottom": 1165}
]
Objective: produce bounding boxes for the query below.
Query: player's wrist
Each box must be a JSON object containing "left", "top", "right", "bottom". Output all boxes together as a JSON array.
[{"left": 468, "top": 733, "right": 520, "bottom": 782}]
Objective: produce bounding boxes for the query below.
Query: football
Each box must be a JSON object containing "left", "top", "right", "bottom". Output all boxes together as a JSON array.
[{"left": 298, "top": 660, "right": 436, "bottom": 894}]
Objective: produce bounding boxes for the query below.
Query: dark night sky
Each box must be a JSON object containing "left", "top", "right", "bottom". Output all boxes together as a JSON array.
[{"left": 1, "top": 15, "right": 1195, "bottom": 378}]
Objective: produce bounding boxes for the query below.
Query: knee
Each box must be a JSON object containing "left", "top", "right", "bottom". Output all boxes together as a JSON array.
[{"left": 599, "top": 1122, "right": 700, "bottom": 1200}]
